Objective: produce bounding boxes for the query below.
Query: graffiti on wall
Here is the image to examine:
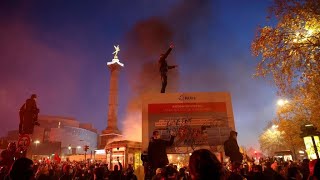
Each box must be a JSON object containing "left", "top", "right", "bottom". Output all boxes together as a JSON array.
[{"left": 153, "top": 115, "right": 230, "bottom": 152}]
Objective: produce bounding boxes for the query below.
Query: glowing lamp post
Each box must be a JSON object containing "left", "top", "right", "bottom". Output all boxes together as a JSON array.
[
  {"left": 33, "top": 140, "right": 40, "bottom": 156},
  {"left": 276, "top": 99, "right": 289, "bottom": 120},
  {"left": 300, "top": 124, "right": 320, "bottom": 159},
  {"left": 34, "top": 140, "right": 40, "bottom": 147},
  {"left": 68, "top": 145, "right": 72, "bottom": 155}
]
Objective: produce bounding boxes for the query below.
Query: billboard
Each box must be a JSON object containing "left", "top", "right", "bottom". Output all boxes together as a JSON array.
[{"left": 142, "top": 92, "right": 235, "bottom": 153}]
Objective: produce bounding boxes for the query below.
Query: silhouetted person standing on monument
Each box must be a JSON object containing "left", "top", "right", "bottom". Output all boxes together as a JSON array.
[
  {"left": 224, "top": 130, "right": 243, "bottom": 163},
  {"left": 19, "top": 94, "right": 40, "bottom": 134},
  {"left": 148, "top": 130, "right": 175, "bottom": 173},
  {"left": 158, "top": 44, "right": 177, "bottom": 93}
]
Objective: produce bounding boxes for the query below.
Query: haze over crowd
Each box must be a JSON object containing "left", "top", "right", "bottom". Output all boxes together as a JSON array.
[{"left": 0, "top": 0, "right": 278, "bottom": 148}]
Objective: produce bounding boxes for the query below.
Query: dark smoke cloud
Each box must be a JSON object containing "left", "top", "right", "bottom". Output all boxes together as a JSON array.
[
  {"left": 120, "top": 0, "right": 217, "bottom": 141},
  {"left": 123, "top": 17, "right": 178, "bottom": 94}
]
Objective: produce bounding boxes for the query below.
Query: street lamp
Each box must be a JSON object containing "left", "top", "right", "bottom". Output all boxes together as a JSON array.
[
  {"left": 68, "top": 145, "right": 72, "bottom": 155},
  {"left": 277, "top": 99, "right": 289, "bottom": 107},
  {"left": 33, "top": 140, "right": 40, "bottom": 158},
  {"left": 34, "top": 140, "right": 40, "bottom": 147},
  {"left": 276, "top": 99, "right": 289, "bottom": 119}
]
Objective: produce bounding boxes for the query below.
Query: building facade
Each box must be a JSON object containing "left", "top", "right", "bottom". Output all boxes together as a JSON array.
[
  {"left": 35, "top": 115, "right": 98, "bottom": 155},
  {"left": 1, "top": 115, "right": 98, "bottom": 158}
]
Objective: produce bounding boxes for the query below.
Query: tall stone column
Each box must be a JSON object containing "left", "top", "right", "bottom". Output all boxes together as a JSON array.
[
  {"left": 100, "top": 45, "right": 124, "bottom": 148},
  {"left": 103, "top": 63, "right": 122, "bottom": 134}
]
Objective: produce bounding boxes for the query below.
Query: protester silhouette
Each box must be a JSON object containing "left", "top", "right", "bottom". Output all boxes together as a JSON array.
[
  {"left": 158, "top": 44, "right": 177, "bottom": 93},
  {"left": 19, "top": 94, "right": 40, "bottom": 134}
]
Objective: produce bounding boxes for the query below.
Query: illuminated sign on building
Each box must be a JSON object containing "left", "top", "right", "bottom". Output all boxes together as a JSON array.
[
  {"left": 142, "top": 92, "right": 235, "bottom": 154},
  {"left": 304, "top": 136, "right": 320, "bottom": 159}
]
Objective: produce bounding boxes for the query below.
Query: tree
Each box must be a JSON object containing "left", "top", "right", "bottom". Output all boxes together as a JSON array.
[
  {"left": 259, "top": 120, "right": 304, "bottom": 158},
  {"left": 277, "top": 83, "right": 320, "bottom": 128},
  {"left": 259, "top": 122, "right": 286, "bottom": 156},
  {"left": 276, "top": 118, "right": 305, "bottom": 159},
  {"left": 253, "top": 0, "right": 320, "bottom": 155},
  {"left": 251, "top": 0, "right": 320, "bottom": 95}
]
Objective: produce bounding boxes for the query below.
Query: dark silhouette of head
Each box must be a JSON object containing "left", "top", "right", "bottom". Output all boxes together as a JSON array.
[
  {"left": 94, "top": 167, "right": 105, "bottom": 179},
  {"left": 287, "top": 166, "right": 302, "bottom": 179},
  {"left": 9, "top": 157, "right": 34, "bottom": 180},
  {"left": 153, "top": 130, "right": 160, "bottom": 139},
  {"left": 179, "top": 167, "right": 186, "bottom": 175},
  {"left": 265, "top": 161, "right": 272, "bottom": 168},
  {"left": 230, "top": 130, "right": 238, "bottom": 139},
  {"left": 31, "top": 94, "right": 37, "bottom": 99},
  {"left": 114, "top": 165, "right": 119, "bottom": 171},
  {"left": 189, "top": 149, "right": 223, "bottom": 180}
]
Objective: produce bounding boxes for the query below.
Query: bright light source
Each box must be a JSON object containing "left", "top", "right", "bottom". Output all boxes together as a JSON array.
[
  {"left": 111, "top": 154, "right": 124, "bottom": 157},
  {"left": 34, "top": 140, "right": 40, "bottom": 144},
  {"left": 95, "top": 149, "right": 106, "bottom": 155},
  {"left": 68, "top": 146, "right": 71, "bottom": 150},
  {"left": 277, "top": 99, "right": 289, "bottom": 106},
  {"left": 189, "top": 153, "right": 192, "bottom": 156}
]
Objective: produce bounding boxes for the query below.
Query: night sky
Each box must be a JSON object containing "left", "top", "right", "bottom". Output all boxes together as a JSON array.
[{"left": 0, "top": 0, "right": 278, "bottom": 149}]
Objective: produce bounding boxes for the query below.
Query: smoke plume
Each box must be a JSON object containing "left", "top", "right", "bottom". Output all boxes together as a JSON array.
[{"left": 120, "top": 0, "right": 216, "bottom": 142}]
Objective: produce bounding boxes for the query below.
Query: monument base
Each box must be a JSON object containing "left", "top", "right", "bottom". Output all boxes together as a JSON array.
[
  {"left": 101, "top": 127, "right": 122, "bottom": 135},
  {"left": 99, "top": 129, "right": 122, "bottom": 149}
]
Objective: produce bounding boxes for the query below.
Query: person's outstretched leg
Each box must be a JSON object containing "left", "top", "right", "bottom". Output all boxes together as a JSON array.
[{"left": 161, "top": 74, "right": 167, "bottom": 93}]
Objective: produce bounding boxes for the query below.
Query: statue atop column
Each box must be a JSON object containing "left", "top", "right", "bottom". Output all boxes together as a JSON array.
[{"left": 108, "top": 45, "right": 124, "bottom": 67}]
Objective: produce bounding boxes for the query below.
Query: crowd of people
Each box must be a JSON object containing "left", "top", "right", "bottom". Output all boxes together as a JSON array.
[
  {"left": 143, "top": 150, "right": 320, "bottom": 180},
  {"left": 1, "top": 125, "right": 320, "bottom": 179},
  {"left": 1, "top": 142, "right": 320, "bottom": 180},
  {"left": 0, "top": 156, "right": 138, "bottom": 180},
  {"left": 1, "top": 148, "right": 320, "bottom": 180}
]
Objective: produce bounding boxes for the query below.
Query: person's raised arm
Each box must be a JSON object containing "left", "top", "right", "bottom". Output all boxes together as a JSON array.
[
  {"left": 162, "top": 43, "right": 174, "bottom": 59},
  {"left": 118, "top": 160, "right": 123, "bottom": 171},
  {"left": 166, "top": 131, "right": 176, "bottom": 146},
  {"left": 167, "top": 65, "right": 178, "bottom": 69}
]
